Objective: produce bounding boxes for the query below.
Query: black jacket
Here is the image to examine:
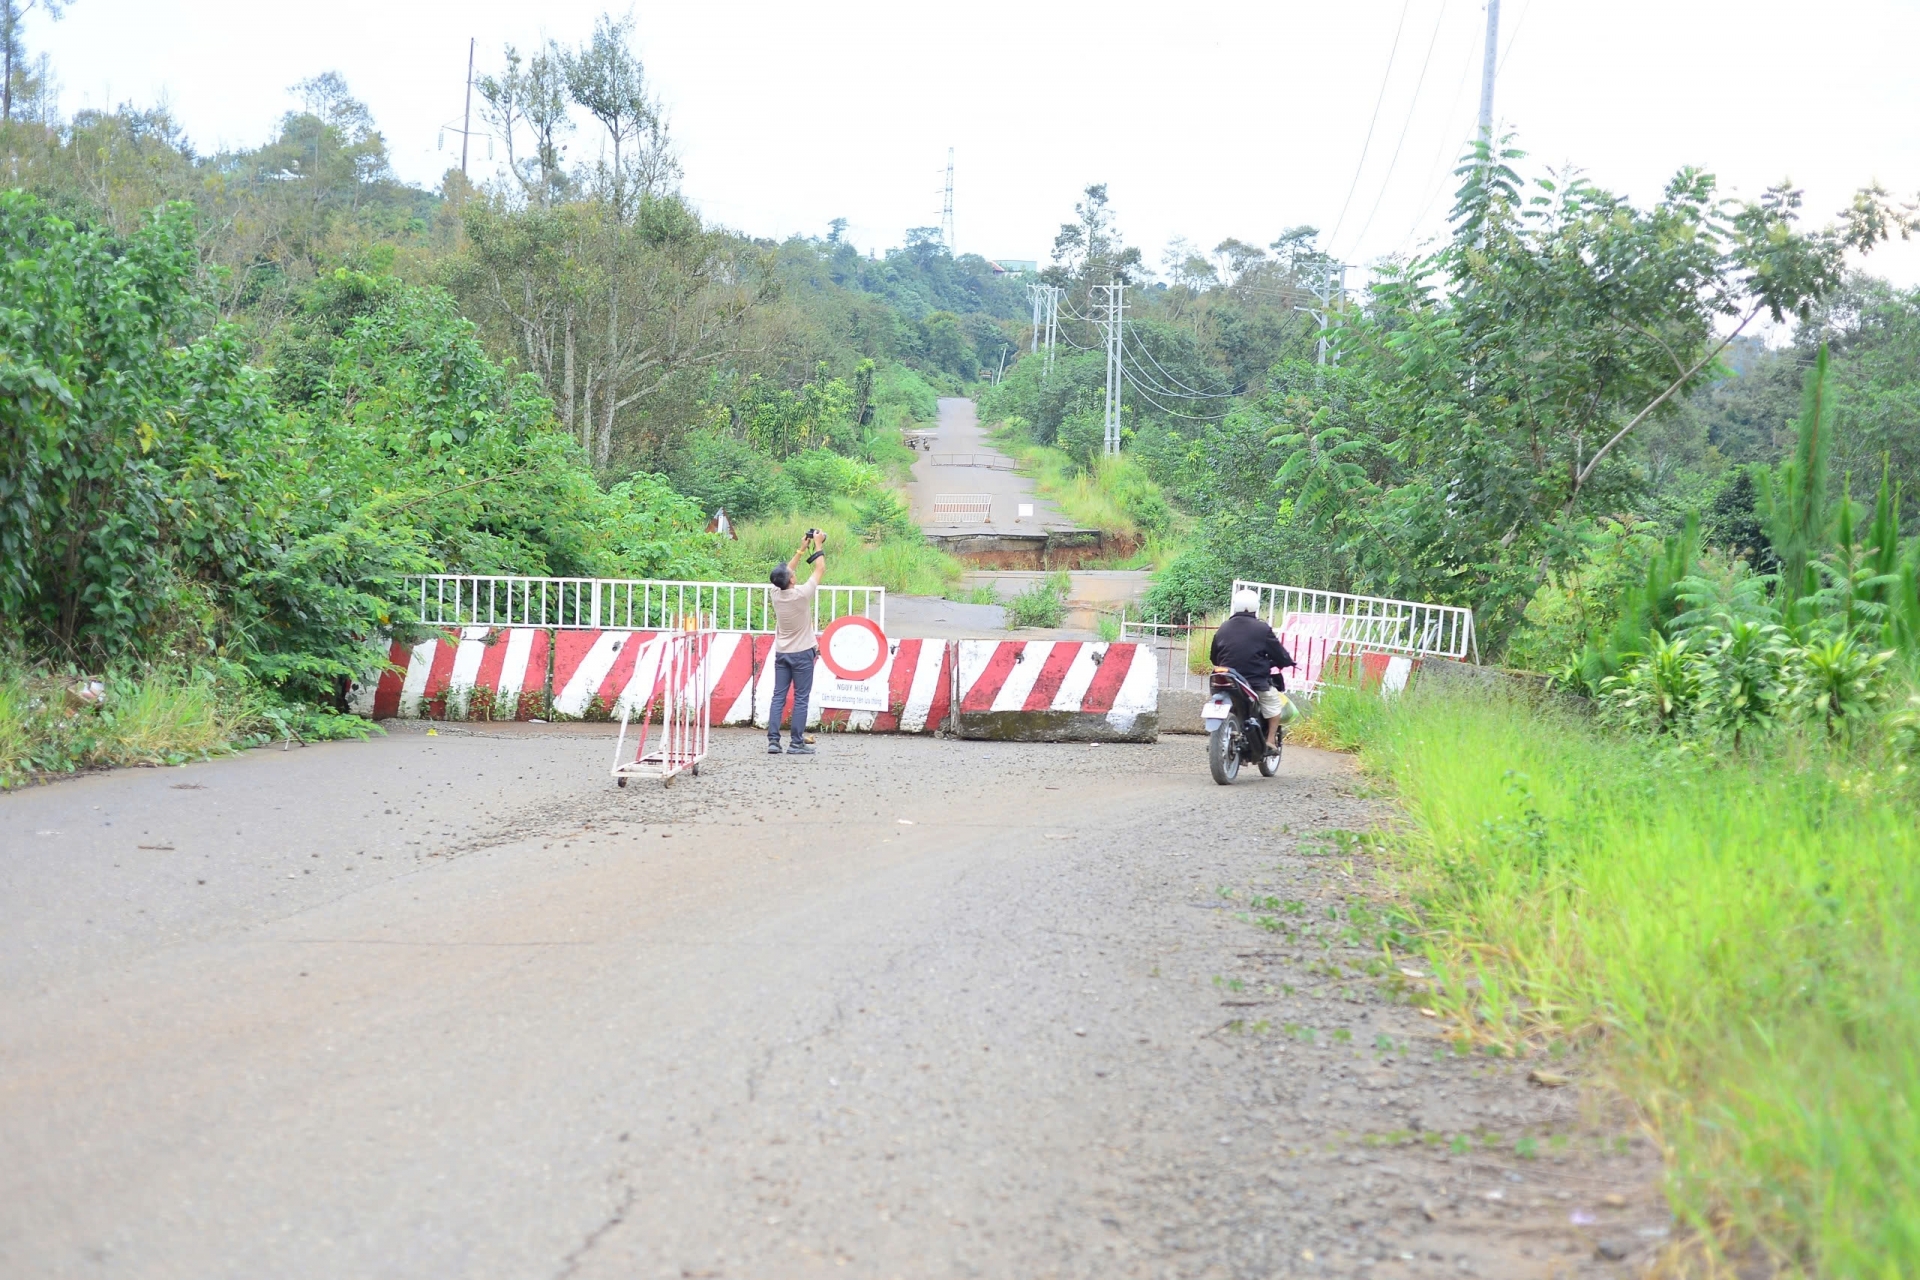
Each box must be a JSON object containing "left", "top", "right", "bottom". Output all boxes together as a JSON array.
[{"left": 1210, "top": 613, "right": 1294, "bottom": 691}]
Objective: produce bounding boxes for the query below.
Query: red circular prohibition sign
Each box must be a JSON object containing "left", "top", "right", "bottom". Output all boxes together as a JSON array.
[{"left": 818, "top": 615, "right": 889, "bottom": 681}]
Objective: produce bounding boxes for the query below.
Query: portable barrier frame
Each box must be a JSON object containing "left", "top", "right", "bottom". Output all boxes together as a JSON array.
[
  {"left": 931, "top": 494, "right": 993, "bottom": 525},
  {"left": 612, "top": 628, "right": 713, "bottom": 785},
  {"left": 930, "top": 454, "right": 1016, "bottom": 471}
]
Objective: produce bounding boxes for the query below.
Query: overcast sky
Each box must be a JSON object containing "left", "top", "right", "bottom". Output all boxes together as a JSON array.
[{"left": 31, "top": 0, "right": 1920, "bottom": 286}]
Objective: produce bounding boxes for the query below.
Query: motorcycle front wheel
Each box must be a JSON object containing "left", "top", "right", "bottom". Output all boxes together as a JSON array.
[
  {"left": 1208, "top": 723, "right": 1241, "bottom": 785},
  {"left": 1258, "top": 733, "right": 1283, "bottom": 776}
]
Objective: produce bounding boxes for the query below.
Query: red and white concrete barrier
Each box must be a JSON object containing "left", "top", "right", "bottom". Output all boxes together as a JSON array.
[
  {"left": 359, "top": 627, "right": 762, "bottom": 724},
  {"left": 552, "top": 629, "right": 764, "bottom": 724},
  {"left": 755, "top": 636, "right": 953, "bottom": 734},
  {"left": 949, "top": 640, "right": 1158, "bottom": 742}
]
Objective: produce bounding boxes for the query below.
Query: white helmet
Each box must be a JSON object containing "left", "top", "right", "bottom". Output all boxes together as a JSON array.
[{"left": 1230, "top": 588, "right": 1259, "bottom": 615}]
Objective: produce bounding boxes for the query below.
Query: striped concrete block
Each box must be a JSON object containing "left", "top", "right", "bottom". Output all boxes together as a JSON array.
[
  {"left": 800, "top": 636, "right": 954, "bottom": 734},
  {"left": 950, "top": 640, "right": 1158, "bottom": 742}
]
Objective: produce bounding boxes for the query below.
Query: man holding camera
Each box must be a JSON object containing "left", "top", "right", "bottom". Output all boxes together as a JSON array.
[{"left": 766, "top": 529, "right": 827, "bottom": 755}]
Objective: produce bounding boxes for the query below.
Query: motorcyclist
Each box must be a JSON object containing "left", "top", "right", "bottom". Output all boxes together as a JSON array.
[{"left": 1209, "top": 589, "right": 1295, "bottom": 754}]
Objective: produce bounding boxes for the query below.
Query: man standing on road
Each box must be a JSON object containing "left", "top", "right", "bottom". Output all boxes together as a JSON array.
[{"left": 767, "top": 530, "right": 826, "bottom": 755}]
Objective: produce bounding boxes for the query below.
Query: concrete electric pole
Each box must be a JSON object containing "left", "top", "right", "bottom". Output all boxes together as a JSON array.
[
  {"left": 1293, "top": 261, "right": 1348, "bottom": 366},
  {"left": 1098, "top": 282, "right": 1125, "bottom": 455},
  {"left": 460, "top": 37, "right": 475, "bottom": 179},
  {"left": 1044, "top": 286, "right": 1059, "bottom": 377},
  {"left": 1477, "top": 0, "right": 1500, "bottom": 147}
]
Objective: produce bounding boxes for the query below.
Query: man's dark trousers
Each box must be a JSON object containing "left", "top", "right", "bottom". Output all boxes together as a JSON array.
[{"left": 768, "top": 648, "right": 815, "bottom": 748}]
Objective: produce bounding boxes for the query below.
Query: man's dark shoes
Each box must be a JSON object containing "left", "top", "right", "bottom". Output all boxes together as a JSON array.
[
  {"left": 787, "top": 744, "right": 816, "bottom": 755},
  {"left": 767, "top": 742, "right": 783, "bottom": 754}
]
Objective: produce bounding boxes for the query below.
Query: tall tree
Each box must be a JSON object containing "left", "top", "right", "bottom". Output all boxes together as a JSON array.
[
  {"left": 477, "top": 41, "right": 572, "bottom": 207},
  {"left": 562, "top": 13, "right": 677, "bottom": 222},
  {"left": 1, "top": 0, "right": 67, "bottom": 124}
]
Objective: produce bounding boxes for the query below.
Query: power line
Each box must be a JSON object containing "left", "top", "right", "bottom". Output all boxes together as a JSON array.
[
  {"left": 1396, "top": 0, "right": 1532, "bottom": 254},
  {"left": 1118, "top": 361, "right": 1231, "bottom": 421},
  {"left": 1328, "top": 0, "right": 1415, "bottom": 252},
  {"left": 1395, "top": 19, "right": 1485, "bottom": 253},
  {"left": 1123, "top": 331, "right": 1238, "bottom": 398},
  {"left": 1351, "top": 0, "right": 1451, "bottom": 253}
]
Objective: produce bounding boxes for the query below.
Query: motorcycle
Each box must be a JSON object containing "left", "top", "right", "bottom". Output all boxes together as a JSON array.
[{"left": 1203, "top": 666, "right": 1283, "bottom": 785}]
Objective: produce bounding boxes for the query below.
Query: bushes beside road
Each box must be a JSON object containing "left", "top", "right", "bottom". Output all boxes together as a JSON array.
[{"left": 1309, "top": 683, "right": 1919, "bottom": 1273}]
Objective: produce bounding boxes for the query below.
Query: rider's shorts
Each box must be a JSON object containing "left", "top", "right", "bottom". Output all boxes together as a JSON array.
[{"left": 1256, "top": 686, "right": 1286, "bottom": 719}]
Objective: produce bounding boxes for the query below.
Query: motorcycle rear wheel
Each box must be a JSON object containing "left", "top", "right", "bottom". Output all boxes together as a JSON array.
[{"left": 1208, "top": 723, "right": 1241, "bottom": 785}]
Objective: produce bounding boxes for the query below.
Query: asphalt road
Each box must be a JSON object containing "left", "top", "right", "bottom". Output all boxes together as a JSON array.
[
  {"left": 911, "top": 398, "right": 1073, "bottom": 535},
  {"left": 2, "top": 724, "right": 1669, "bottom": 1279}
]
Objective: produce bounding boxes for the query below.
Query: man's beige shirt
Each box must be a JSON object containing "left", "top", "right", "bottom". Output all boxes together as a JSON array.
[{"left": 771, "top": 579, "right": 818, "bottom": 653}]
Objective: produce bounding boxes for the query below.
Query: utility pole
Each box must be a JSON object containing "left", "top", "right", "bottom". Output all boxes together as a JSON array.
[
  {"left": 1476, "top": 0, "right": 1500, "bottom": 147},
  {"left": 1029, "top": 283, "right": 1046, "bottom": 354},
  {"left": 940, "top": 147, "right": 955, "bottom": 253},
  {"left": 1293, "top": 260, "right": 1348, "bottom": 366},
  {"left": 1044, "top": 285, "right": 1060, "bottom": 377},
  {"left": 1098, "top": 281, "right": 1125, "bottom": 455},
  {"left": 460, "top": 37, "right": 476, "bottom": 178}
]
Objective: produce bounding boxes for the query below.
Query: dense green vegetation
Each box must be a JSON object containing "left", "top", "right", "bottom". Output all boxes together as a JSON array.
[{"left": 0, "top": 14, "right": 1035, "bottom": 780}]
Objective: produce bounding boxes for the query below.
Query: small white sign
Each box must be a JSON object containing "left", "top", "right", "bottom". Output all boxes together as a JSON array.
[{"left": 1018, "top": 503, "right": 1034, "bottom": 519}]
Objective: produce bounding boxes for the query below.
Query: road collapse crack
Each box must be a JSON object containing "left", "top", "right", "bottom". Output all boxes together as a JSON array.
[{"left": 553, "top": 1178, "right": 635, "bottom": 1280}]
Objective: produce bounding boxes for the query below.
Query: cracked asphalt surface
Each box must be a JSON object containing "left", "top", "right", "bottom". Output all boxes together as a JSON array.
[{"left": 2, "top": 724, "right": 1668, "bottom": 1278}]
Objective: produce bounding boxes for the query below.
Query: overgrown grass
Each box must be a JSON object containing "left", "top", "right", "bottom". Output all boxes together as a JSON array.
[
  {"left": 988, "top": 423, "right": 1187, "bottom": 566},
  {"left": 720, "top": 513, "right": 961, "bottom": 597},
  {"left": 1310, "top": 684, "right": 1920, "bottom": 1273},
  {"left": 0, "top": 665, "right": 371, "bottom": 788},
  {"left": 1006, "top": 571, "right": 1071, "bottom": 629}
]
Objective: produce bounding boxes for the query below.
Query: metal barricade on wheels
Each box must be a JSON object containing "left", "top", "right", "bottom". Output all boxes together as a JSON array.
[{"left": 612, "top": 622, "right": 714, "bottom": 786}]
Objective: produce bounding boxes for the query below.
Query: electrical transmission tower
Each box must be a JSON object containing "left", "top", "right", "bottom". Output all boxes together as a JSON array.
[
  {"left": 940, "top": 148, "right": 955, "bottom": 252},
  {"left": 1096, "top": 281, "right": 1126, "bottom": 455},
  {"left": 1292, "top": 260, "right": 1349, "bottom": 366}
]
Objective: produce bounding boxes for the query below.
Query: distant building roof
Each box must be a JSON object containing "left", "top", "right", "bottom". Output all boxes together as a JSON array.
[{"left": 988, "top": 259, "right": 1038, "bottom": 275}]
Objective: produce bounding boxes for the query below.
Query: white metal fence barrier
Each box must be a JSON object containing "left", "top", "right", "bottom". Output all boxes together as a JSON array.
[
  {"left": 1117, "top": 616, "right": 1207, "bottom": 693},
  {"left": 932, "top": 494, "right": 993, "bottom": 525},
  {"left": 1232, "top": 580, "right": 1478, "bottom": 664},
  {"left": 407, "top": 575, "right": 885, "bottom": 633},
  {"left": 612, "top": 627, "right": 711, "bottom": 785},
  {"left": 930, "top": 453, "right": 1016, "bottom": 471}
]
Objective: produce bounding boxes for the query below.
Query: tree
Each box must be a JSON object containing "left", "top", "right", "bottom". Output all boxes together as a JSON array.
[
  {"left": 1262, "top": 140, "right": 1911, "bottom": 639},
  {"left": 1048, "top": 183, "right": 1142, "bottom": 285},
  {"left": 448, "top": 194, "right": 774, "bottom": 468},
  {"left": 1, "top": 0, "right": 67, "bottom": 124},
  {"left": 562, "top": 13, "right": 677, "bottom": 221},
  {"left": 477, "top": 41, "right": 572, "bottom": 207}
]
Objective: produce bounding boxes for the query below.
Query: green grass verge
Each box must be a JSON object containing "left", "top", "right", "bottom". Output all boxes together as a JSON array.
[
  {"left": 1, "top": 665, "right": 373, "bottom": 788},
  {"left": 1306, "top": 683, "right": 1919, "bottom": 1272},
  {"left": 987, "top": 423, "right": 1188, "bottom": 567}
]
